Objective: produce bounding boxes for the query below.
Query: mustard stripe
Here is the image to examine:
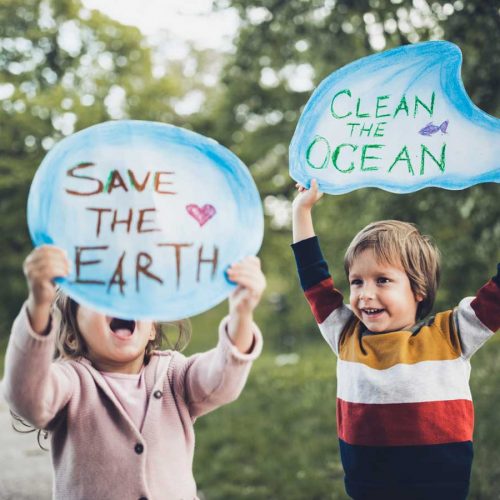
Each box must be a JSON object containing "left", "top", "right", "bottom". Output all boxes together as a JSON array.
[{"left": 338, "top": 311, "right": 460, "bottom": 369}]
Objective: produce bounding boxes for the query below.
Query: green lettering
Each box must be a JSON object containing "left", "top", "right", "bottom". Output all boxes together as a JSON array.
[
  {"left": 330, "top": 89, "right": 352, "bottom": 119},
  {"left": 361, "top": 144, "right": 383, "bottom": 171},
  {"left": 388, "top": 146, "right": 414, "bottom": 175},
  {"left": 332, "top": 144, "right": 357, "bottom": 173},
  {"left": 373, "top": 122, "right": 387, "bottom": 137},
  {"left": 355, "top": 98, "right": 370, "bottom": 118},
  {"left": 306, "top": 135, "right": 330, "bottom": 169},
  {"left": 420, "top": 143, "right": 446, "bottom": 175},
  {"left": 393, "top": 95, "right": 409, "bottom": 118},
  {"left": 347, "top": 122, "right": 360, "bottom": 137},
  {"left": 375, "top": 95, "right": 391, "bottom": 118},
  {"left": 359, "top": 122, "right": 374, "bottom": 137},
  {"left": 414, "top": 92, "right": 435, "bottom": 118}
]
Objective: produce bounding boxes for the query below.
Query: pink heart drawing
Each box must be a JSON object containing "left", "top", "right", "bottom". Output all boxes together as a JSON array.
[{"left": 186, "top": 204, "right": 217, "bottom": 227}]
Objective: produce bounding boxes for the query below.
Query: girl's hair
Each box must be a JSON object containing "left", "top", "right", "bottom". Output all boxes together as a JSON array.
[
  {"left": 344, "top": 220, "right": 440, "bottom": 319},
  {"left": 54, "top": 290, "right": 192, "bottom": 361}
]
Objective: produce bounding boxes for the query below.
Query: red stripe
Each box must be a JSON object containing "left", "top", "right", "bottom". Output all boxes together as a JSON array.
[
  {"left": 471, "top": 279, "right": 500, "bottom": 332},
  {"left": 305, "top": 278, "right": 344, "bottom": 324},
  {"left": 337, "top": 398, "right": 474, "bottom": 446}
]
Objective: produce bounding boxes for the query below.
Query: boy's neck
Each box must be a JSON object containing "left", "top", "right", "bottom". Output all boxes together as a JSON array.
[{"left": 360, "top": 317, "right": 432, "bottom": 336}]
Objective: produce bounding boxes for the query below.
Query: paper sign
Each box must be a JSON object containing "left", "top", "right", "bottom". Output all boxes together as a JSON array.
[
  {"left": 290, "top": 41, "right": 500, "bottom": 194},
  {"left": 27, "top": 121, "right": 264, "bottom": 321}
]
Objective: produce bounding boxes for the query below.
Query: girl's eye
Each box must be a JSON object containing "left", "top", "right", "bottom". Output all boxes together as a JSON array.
[
  {"left": 377, "top": 277, "right": 390, "bottom": 284},
  {"left": 350, "top": 279, "right": 362, "bottom": 286}
]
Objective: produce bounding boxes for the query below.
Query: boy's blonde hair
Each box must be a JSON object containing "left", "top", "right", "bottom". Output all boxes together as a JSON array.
[
  {"left": 53, "top": 291, "right": 192, "bottom": 361},
  {"left": 343, "top": 220, "right": 440, "bottom": 320}
]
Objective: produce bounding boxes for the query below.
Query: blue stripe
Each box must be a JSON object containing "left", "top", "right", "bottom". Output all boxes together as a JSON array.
[
  {"left": 339, "top": 439, "right": 472, "bottom": 500},
  {"left": 291, "top": 236, "right": 332, "bottom": 290}
]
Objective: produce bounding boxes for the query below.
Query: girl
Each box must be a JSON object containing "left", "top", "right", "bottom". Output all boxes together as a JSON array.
[{"left": 3, "top": 245, "right": 266, "bottom": 500}]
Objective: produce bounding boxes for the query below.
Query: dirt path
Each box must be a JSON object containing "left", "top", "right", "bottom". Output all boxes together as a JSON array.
[{"left": 0, "top": 380, "right": 52, "bottom": 499}]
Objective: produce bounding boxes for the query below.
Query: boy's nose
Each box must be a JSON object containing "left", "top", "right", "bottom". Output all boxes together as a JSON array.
[{"left": 359, "top": 285, "right": 376, "bottom": 300}]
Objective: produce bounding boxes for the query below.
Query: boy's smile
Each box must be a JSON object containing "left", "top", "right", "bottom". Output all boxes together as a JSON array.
[{"left": 348, "top": 249, "right": 423, "bottom": 333}]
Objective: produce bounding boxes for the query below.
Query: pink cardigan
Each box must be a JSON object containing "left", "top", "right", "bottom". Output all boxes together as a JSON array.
[{"left": 3, "top": 305, "right": 263, "bottom": 500}]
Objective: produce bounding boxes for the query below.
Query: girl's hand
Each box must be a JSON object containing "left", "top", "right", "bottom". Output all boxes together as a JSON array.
[
  {"left": 292, "top": 178, "right": 323, "bottom": 212},
  {"left": 24, "top": 246, "right": 70, "bottom": 334},
  {"left": 24, "top": 245, "right": 70, "bottom": 306},
  {"left": 227, "top": 256, "right": 266, "bottom": 317}
]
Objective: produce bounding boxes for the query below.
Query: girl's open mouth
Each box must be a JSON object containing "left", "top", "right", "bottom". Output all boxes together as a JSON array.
[{"left": 109, "top": 318, "right": 136, "bottom": 339}]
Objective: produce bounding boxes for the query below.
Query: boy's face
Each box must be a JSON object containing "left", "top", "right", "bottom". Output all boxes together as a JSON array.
[
  {"left": 348, "top": 249, "right": 423, "bottom": 333},
  {"left": 76, "top": 305, "right": 155, "bottom": 374}
]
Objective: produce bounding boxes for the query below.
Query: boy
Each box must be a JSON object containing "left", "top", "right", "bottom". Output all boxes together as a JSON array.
[{"left": 292, "top": 179, "right": 500, "bottom": 500}]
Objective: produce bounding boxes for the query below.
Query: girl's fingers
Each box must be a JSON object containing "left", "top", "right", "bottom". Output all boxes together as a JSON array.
[{"left": 227, "top": 273, "right": 265, "bottom": 296}]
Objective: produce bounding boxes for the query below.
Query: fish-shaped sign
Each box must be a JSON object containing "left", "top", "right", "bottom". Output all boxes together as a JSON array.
[
  {"left": 289, "top": 41, "right": 500, "bottom": 194},
  {"left": 27, "top": 121, "right": 264, "bottom": 321}
]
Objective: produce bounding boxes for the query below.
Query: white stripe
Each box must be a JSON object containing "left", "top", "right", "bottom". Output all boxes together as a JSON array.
[
  {"left": 318, "top": 305, "right": 353, "bottom": 356},
  {"left": 455, "top": 297, "right": 494, "bottom": 359},
  {"left": 337, "top": 357, "right": 472, "bottom": 404}
]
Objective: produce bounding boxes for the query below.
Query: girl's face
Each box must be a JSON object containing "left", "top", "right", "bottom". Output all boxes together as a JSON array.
[
  {"left": 76, "top": 305, "right": 155, "bottom": 374},
  {"left": 348, "top": 249, "right": 423, "bottom": 333}
]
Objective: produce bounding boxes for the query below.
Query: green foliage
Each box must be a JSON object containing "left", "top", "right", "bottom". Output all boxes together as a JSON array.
[
  {"left": 1, "top": 1, "right": 499, "bottom": 495},
  {"left": 0, "top": 0, "right": 214, "bottom": 334},
  {"left": 207, "top": 0, "right": 500, "bottom": 349}
]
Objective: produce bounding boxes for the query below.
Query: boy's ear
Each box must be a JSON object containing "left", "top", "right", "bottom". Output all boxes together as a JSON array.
[{"left": 415, "top": 293, "right": 425, "bottom": 303}]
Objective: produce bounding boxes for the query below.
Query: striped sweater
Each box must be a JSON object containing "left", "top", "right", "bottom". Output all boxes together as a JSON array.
[{"left": 292, "top": 236, "right": 500, "bottom": 500}]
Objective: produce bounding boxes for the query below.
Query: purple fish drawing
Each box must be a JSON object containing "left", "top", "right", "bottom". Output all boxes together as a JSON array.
[{"left": 419, "top": 120, "right": 449, "bottom": 136}]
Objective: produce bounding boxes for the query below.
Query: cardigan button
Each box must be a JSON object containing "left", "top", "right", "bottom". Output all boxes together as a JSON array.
[
  {"left": 153, "top": 390, "right": 163, "bottom": 399},
  {"left": 134, "top": 443, "right": 144, "bottom": 454}
]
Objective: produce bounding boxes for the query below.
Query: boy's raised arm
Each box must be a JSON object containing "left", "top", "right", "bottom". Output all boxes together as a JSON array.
[
  {"left": 454, "top": 263, "right": 500, "bottom": 359},
  {"left": 292, "top": 179, "right": 323, "bottom": 243},
  {"left": 291, "top": 180, "right": 352, "bottom": 355}
]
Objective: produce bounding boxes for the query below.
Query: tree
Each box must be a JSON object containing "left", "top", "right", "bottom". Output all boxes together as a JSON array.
[
  {"left": 207, "top": 0, "right": 500, "bottom": 346},
  {"left": 0, "top": 0, "right": 216, "bottom": 334}
]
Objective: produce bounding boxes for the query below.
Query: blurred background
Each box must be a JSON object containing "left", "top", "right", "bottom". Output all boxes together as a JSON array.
[{"left": 0, "top": 0, "right": 499, "bottom": 498}]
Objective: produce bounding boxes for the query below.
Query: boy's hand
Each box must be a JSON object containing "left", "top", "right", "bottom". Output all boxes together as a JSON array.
[
  {"left": 292, "top": 178, "right": 323, "bottom": 212},
  {"left": 24, "top": 245, "right": 70, "bottom": 334},
  {"left": 227, "top": 256, "right": 266, "bottom": 316},
  {"left": 292, "top": 179, "right": 322, "bottom": 243}
]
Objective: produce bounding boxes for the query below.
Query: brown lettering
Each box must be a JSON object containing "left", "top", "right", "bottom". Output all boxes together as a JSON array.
[
  {"left": 65, "top": 162, "right": 103, "bottom": 196},
  {"left": 157, "top": 243, "right": 193, "bottom": 288},
  {"left": 107, "top": 251, "right": 127, "bottom": 294},
  {"left": 197, "top": 245, "right": 219, "bottom": 282},
  {"left": 136, "top": 252, "right": 163, "bottom": 292},
  {"left": 137, "top": 208, "right": 160, "bottom": 233},
  {"left": 75, "top": 246, "right": 108, "bottom": 284},
  {"left": 87, "top": 207, "right": 112, "bottom": 237},
  {"left": 128, "top": 170, "right": 151, "bottom": 192},
  {"left": 154, "top": 171, "right": 176, "bottom": 195},
  {"left": 111, "top": 208, "right": 133, "bottom": 233},
  {"left": 106, "top": 170, "right": 129, "bottom": 193}
]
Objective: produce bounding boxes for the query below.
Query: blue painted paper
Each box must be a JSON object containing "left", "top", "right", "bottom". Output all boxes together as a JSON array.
[
  {"left": 290, "top": 41, "right": 500, "bottom": 194},
  {"left": 28, "top": 121, "right": 264, "bottom": 321}
]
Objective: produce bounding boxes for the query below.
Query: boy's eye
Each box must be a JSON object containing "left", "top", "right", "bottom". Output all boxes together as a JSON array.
[
  {"left": 350, "top": 279, "right": 362, "bottom": 286},
  {"left": 377, "top": 277, "right": 390, "bottom": 284}
]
